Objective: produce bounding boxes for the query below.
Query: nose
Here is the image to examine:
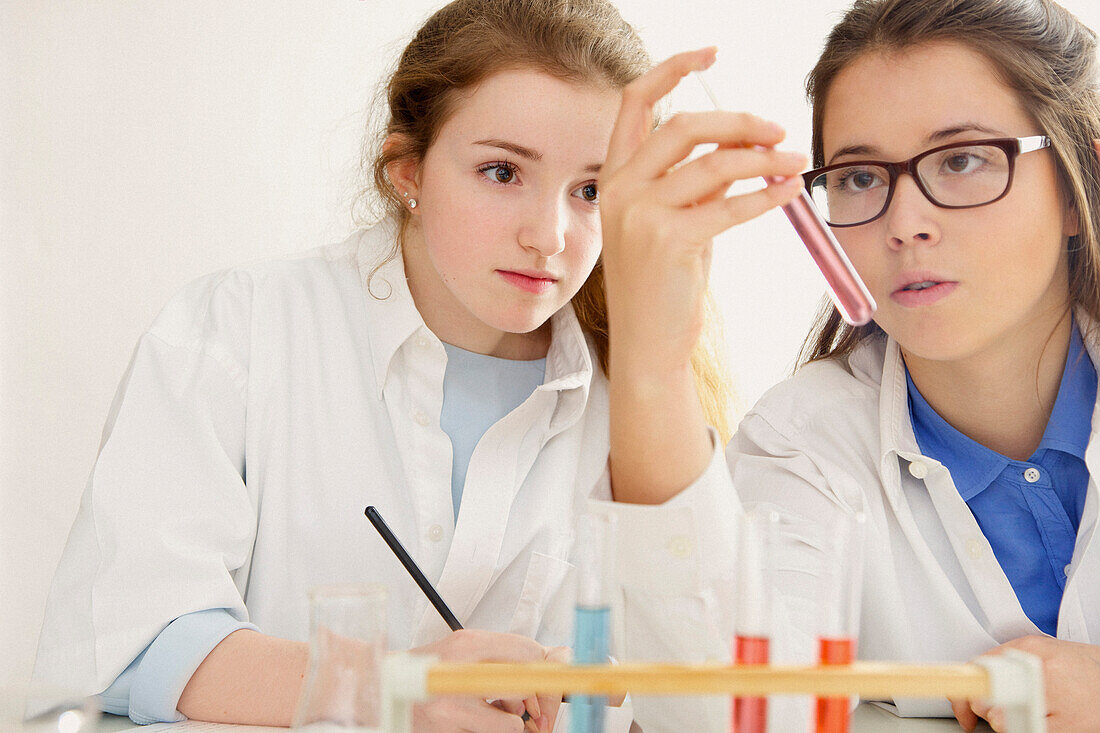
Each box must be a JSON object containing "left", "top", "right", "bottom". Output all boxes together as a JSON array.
[
  {"left": 883, "top": 174, "right": 941, "bottom": 251},
  {"left": 518, "top": 194, "right": 567, "bottom": 258}
]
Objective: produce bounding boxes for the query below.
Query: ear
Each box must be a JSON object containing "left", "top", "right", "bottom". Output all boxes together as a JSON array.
[{"left": 383, "top": 133, "right": 422, "bottom": 208}]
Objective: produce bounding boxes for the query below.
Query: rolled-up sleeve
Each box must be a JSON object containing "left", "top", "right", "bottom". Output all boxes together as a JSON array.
[
  {"left": 31, "top": 271, "right": 260, "bottom": 711},
  {"left": 99, "top": 608, "right": 258, "bottom": 724}
]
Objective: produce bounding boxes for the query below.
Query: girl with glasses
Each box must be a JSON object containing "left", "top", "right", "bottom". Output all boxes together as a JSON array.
[{"left": 601, "top": 0, "right": 1100, "bottom": 730}]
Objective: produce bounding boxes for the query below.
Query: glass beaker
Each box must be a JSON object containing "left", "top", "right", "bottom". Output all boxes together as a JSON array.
[
  {"left": 9, "top": 687, "right": 100, "bottom": 733},
  {"left": 292, "top": 584, "right": 388, "bottom": 733}
]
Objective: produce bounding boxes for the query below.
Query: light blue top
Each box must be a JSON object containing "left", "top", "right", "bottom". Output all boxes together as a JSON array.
[
  {"left": 100, "top": 340, "right": 545, "bottom": 722},
  {"left": 906, "top": 323, "right": 1095, "bottom": 636},
  {"left": 440, "top": 342, "right": 546, "bottom": 521}
]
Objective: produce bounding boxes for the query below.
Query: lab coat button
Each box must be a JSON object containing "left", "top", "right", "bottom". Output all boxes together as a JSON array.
[
  {"left": 1023, "top": 467, "right": 1041, "bottom": 483},
  {"left": 967, "top": 538, "right": 984, "bottom": 559},
  {"left": 414, "top": 410, "right": 430, "bottom": 427},
  {"left": 667, "top": 535, "right": 692, "bottom": 559},
  {"left": 908, "top": 461, "right": 928, "bottom": 480},
  {"left": 1064, "top": 564, "right": 1071, "bottom": 577},
  {"left": 428, "top": 524, "right": 444, "bottom": 542}
]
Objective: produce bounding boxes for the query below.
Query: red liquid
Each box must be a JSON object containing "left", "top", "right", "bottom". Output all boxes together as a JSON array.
[
  {"left": 815, "top": 637, "right": 855, "bottom": 733},
  {"left": 731, "top": 635, "right": 769, "bottom": 733}
]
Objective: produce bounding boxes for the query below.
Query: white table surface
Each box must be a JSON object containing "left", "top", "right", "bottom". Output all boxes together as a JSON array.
[{"left": 88, "top": 704, "right": 989, "bottom": 732}]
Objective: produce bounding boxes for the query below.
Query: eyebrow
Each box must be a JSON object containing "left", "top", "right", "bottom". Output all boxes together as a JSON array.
[
  {"left": 826, "top": 123, "right": 1008, "bottom": 165},
  {"left": 473, "top": 138, "right": 602, "bottom": 174}
]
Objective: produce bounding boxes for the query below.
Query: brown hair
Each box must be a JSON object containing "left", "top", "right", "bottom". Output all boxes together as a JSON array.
[
  {"left": 361, "top": 0, "right": 734, "bottom": 439},
  {"left": 797, "top": 0, "right": 1100, "bottom": 368}
]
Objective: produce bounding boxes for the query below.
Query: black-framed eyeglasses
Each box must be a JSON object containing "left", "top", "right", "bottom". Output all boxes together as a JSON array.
[{"left": 802, "top": 136, "right": 1051, "bottom": 227}]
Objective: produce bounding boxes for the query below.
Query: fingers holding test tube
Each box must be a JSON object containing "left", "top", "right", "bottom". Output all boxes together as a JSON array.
[
  {"left": 600, "top": 48, "right": 808, "bottom": 371},
  {"left": 600, "top": 50, "right": 816, "bottom": 505}
]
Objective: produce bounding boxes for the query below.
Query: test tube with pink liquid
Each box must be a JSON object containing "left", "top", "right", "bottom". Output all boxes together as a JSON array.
[{"left": 693, "top": 72, "right": 876, "bottom": 327}]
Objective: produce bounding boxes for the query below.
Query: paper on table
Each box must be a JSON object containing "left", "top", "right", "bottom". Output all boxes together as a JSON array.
[
  {"left": 140, "top": 722, "right": 285, "bottom": 731},
  {"left": 138, "top": 702, "right": 637, "bottom": 732}
]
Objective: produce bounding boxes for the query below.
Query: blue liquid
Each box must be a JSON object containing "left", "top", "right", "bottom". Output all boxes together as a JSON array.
[{"left": 571, "top": 605, "right": 610, "bottom": 733}]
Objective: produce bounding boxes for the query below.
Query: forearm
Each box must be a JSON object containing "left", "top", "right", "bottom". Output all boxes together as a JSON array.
[
  {"left": 177, "top": 629, "right": 309, "bottom": 726},
  {"left": 608, "top": 345, "right": 713, "bottom": 504}
]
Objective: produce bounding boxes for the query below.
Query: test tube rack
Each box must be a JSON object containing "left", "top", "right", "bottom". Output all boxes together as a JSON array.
[{"left": 380, "top": 651, "right": 1046, "bottom": 733}]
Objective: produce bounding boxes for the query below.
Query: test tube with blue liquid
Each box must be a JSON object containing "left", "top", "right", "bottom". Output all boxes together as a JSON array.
[{"left": 571, "top": 513, "right": 616, "bottom": 733}]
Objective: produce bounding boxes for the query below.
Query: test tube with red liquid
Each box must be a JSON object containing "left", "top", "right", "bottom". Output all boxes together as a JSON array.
[
  {"left": 813, "top": 514, "right": 865, "bottom": 733},
  {"left": 692, "top": 72, "right": 877, "bottom": 327},
  {"left": 732, "top": 510, "right": 778, "bottom": 733}
]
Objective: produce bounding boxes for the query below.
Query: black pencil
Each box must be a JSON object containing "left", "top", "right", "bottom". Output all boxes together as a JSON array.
[
  {"left": 365, "top": 505, "right": 538, "bottom": 726},
  {"left": 364, "top": 505, "right": 463, "bottom": 631}
]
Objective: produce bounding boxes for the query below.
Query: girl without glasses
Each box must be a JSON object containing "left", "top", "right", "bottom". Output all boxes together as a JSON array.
[
  {"left": 601, "top": 0, "right": 1100, "bottom": 730},
  {"left": 31, "top": 2, "right": 803, "bottom": 731}
]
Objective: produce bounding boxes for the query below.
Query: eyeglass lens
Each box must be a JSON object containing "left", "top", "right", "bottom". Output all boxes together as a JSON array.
[{"left": 809, "top": 143, "right": 1012, "bottom": 226}]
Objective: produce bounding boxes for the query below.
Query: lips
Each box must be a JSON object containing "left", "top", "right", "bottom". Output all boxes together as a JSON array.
[
  {"left": 498, "top": 269, "right": 557, "bottom": 294},
  {"left": 890, "top": 273, "right": 958, "bottom": 308}
]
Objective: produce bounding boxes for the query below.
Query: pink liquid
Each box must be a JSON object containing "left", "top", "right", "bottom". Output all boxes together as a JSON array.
[
  {"left": 731, "top": 635, "right": 769, "bottom": 733},
  {"left": 779, "top": 191, "right": 875, "bottom": 326},
  {"left": 815, "top": 637, "right": 855, "bottom": 733}
]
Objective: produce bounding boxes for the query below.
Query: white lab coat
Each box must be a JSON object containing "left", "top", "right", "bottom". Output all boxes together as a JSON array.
[
  {"left": 31, "top": 219, "right": 740, "bottom": 732},
  {"left": 706, "top": 320, "right": 1100, "bottom": 719}
]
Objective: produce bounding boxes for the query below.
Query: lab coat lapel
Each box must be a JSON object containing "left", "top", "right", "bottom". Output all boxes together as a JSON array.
[
  {"left": 409, "top": 306, "right": 593, "bottom": 647},
  {"left": 410, "top": 390, "right": 558, "bottom": 645},
  {"left": 1058, "top": 466, "right": 1097, "bottom": 640},
  {"left": 1060, "top": 313, "right": 1100, "bottom": 641},
  {"left": 873, "top": 339, "right": 971, "bottom": 598},
  {"left": 874, "top": 338, "right": 1038, "bottom": 642}
]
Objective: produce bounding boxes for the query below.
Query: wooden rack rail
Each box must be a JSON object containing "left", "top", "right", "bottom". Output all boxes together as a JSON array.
[{"left": 426, "top": 661, "right": 991, "bottom": 699}]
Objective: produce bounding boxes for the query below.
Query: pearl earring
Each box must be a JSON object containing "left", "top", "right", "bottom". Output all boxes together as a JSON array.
[{"left": 401, "top": 190, "right": 418, "bottom": 210}]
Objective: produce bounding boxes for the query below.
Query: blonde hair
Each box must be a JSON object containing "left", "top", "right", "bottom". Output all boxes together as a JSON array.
[
  {"left": 360, "top": 0, "right": 734, "bottom": 439},
  {"left": 797, "top": 0, "right": 1100, "bottom": 368}
]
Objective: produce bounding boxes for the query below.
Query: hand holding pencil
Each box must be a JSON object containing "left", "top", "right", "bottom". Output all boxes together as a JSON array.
[{"left": 366, "top": 506, "right": 566, "bottom": 733}]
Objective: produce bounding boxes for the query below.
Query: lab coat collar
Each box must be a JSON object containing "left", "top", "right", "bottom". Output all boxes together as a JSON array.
[
  {"left": 355, "top": 218, "right": 426, "bottom": 400},
  {"left": 354, "top": 217, "right": 596, "bottom": 410},
  {"left": 539, "top": 303, "right": 595, "bottom": 435},
  {"left": 872, "top": 308, "right": 1100, "bottom": 469}
]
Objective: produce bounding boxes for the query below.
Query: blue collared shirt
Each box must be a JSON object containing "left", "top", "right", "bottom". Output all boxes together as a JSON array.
[{"left": 906, "top": 325, "right": 1095, "bottom": 636}]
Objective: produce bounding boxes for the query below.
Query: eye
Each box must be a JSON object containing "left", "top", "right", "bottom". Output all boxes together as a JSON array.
[
  {"left": 942, "top": 151, "right": 984, "bottom": 174},
  {"left": 573, "top": 181, "right": 599, "bottom": 205},
  {"left": 835, "top": 167, "right": 885, "bottom": 193},
  {"left": 478, "top": 162, "right": 518, "bottom": 184}
]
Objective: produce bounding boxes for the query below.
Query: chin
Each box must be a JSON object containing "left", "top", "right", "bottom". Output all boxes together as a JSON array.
[
  {"left": 884, "top": 314, "right": 980, "bottom": 364},
  {"left": 893, "top": 329, "right": 985, "bottom": 364},
  {"left": 484, "top": 309, "right": 555, "bottom": 336}
]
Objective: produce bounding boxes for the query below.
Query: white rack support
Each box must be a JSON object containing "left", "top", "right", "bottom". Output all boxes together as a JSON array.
[
  {"left": 381, "top": 652, "right": 434, "bottom": 733},
  {"left": 974, "top": 649, "right": 1046, "bottom": 733}
]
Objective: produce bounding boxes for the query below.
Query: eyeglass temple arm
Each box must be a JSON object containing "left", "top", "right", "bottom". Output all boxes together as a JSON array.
[{"left": 1017, "top": 135, "right": 1050, "bottom": 154}]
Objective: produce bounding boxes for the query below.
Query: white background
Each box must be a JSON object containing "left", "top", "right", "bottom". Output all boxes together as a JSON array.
[{"left": 3, "top": 0, "right": 1098, "bottom": 690}]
